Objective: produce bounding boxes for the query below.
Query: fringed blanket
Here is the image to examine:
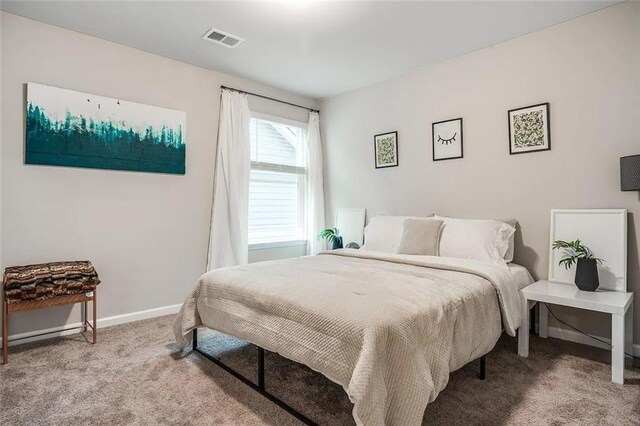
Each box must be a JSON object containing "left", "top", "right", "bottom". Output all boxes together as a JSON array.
[{"left": 3, "top": 261, "right": 100, "bottom": 304}]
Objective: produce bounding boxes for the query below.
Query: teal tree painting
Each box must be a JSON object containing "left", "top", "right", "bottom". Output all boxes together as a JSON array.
[{"left": 26, "top": 83, "right": 186, "bottom": 174}]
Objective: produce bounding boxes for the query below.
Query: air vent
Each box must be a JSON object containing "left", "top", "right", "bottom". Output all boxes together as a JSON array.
[{"left": 202, "top": 27, "right": 244, "bottom": 49}]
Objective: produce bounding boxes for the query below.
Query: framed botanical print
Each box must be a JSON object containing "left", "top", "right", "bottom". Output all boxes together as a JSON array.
[
  {"left": 374, "top": 131, "right": 398, "bottom": 168},
  {"left": 432, "top": 117, "right": 463, "bottom": 161},
  {"left": 508, "top": 102, "right": 550, "bottom": 155}
]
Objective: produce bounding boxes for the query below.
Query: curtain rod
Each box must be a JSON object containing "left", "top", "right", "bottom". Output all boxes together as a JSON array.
[{"left": 220, "top": 85, "right": 319, "bottom": 114}]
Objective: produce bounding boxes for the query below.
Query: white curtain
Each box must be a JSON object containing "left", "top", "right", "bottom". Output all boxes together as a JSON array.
[
  {"left": 306, "top": 111, "right": 326, "bottom": 255},
  {"left": 207, "top": 89, "right": 251, "bottom": 270}
]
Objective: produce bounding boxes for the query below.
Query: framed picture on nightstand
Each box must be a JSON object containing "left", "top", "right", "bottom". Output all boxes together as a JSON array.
[{"left": 548, "top": 209, "right": 627, "bottom": 292}]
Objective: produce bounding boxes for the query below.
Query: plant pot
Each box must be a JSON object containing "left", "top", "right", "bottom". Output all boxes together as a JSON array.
[
  {"left": 331, "top": 237, "right": 343, "bottom": 250},
  {"left": 574, "top": 258, "right": 599, "bottom": 291}
]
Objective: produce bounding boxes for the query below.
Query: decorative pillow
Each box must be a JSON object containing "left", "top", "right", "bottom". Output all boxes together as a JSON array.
[
  {"left": 361, "top": 215, "right": 434, "bottom": 253},
  {"left": 435, "top": 216, "right": 516, "bottom": 267},
  {"left": 397, "top": 218, "right": 444, "bottom": 256}
]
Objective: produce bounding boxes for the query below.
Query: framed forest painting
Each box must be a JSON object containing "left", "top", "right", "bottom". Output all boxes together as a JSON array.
[{"left": 26, "top": 83, "right": 186, "bottom": 174}]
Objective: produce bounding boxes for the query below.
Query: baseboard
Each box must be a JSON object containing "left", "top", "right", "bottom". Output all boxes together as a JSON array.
[
  {"left": 1, "top": 303, "right": 182, "bottom": 349},
  {"left": 4, "top": 303, "right": 638, "bottom": 358},
  {"left": 546, "top": 325, "right": 640, "bottom": 357}
]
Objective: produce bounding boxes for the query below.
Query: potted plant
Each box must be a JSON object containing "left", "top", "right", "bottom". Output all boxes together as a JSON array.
[
  {"left": 318, "top": 228, "right": 343, "bottom": 250},
  {"left": 552, "top": 239, "right": 603, "bottom": 291}
]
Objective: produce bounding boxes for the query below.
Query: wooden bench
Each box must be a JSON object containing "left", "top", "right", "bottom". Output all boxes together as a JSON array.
[{"left": 2, "top": 262, "right": 99, "bottom": 364}]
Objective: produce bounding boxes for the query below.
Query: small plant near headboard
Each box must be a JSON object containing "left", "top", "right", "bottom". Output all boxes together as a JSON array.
[
  {"left": 552, "top": 239, "right": 603, "bottom": 291},
  {"left": 318, "top": 228, "right": 343, "bottom": 250}
]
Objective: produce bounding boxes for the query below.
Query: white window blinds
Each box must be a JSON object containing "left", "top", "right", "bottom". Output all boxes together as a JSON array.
[{"left": 248, "top": 116, "right": 307, "bottom": 244}]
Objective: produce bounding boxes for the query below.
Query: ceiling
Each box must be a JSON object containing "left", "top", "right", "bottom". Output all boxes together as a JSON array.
[{"left": 1, "top": 1, "right": 617, "bottom": 99}]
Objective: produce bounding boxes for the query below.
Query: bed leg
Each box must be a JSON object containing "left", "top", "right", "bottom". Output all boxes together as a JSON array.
[
  {"left": 192, "top": 328, "right": 198, "bottom": 349},
  {"left": 479, "top": 355, "right": 486, "bottom": 380},
  {"left": 258, "top": 347, "right": 265, "bottom": 390},
  {"left": 193, "top": 336, "right": 318, "bottom": 425}
]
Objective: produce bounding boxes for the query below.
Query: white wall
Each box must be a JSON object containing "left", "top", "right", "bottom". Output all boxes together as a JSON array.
[
  {"left": 1, "top": 12, "right": 318, "bottom": 336},
  {"left": 321, "top": 2, "right": 640, "bottom": 344}
]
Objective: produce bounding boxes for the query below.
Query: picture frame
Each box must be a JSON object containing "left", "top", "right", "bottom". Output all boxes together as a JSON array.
[
  {"left": 548, "top": 209, "right": 627, "bottom": 292},
  {"left": 26, "top": 82, "right": 186, "bottom": 174},
  {"left": 508, "top": 102, "right": 550, "bottom": 155},
  {"left": 374, "top": 131, "right": 398, "bottom": 168},
  {"left": 335, "top": 207, "right": 366, "bottom": 246},
  {"left": 432, "top": 117, "right": 463, "bottom": 161}
]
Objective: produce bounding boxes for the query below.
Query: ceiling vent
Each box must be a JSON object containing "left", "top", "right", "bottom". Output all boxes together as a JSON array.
[{"left": 202, "top": 27, "right": 244, "bottom": 49}]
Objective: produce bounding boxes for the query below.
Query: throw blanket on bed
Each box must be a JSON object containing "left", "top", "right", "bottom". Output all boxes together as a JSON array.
[{"left": 174, "top": 250, "right": 527, "bottom": 425}]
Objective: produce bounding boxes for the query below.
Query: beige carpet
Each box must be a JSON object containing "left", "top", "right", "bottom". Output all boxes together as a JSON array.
[{"left": 1, "top": 314, "right": 639, "bottom": 425}]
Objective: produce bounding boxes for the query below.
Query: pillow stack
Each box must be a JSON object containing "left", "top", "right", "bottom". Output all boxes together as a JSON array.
[
  {"left": 434, "top": 215, "right": 516, "bottom": 267},
  {"left": 361, "top": 214, "right": 517, "bottom": 267},
  {"left": 362, "top": 215, "right": 430, "bottom": 253}
]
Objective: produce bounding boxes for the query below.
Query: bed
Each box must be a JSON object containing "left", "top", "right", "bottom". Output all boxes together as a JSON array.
[{"left": 174, "top": 248, "right": 533, "bottom": 425}]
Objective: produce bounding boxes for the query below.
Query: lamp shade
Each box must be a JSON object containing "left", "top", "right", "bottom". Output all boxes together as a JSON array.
[{"left": 620, "top": 154, "right": 640, "bottom": 191}]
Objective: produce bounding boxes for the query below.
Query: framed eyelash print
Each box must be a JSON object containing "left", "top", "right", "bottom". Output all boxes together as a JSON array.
[
  {"left": 374, "top": 131, "right": 399, "bottom": 168},
  {"left": 432, "top": 117, "right": 463, "bottom": 161},
  {"left": 508, "top": 102, "right": 550, "bottom": 155}
]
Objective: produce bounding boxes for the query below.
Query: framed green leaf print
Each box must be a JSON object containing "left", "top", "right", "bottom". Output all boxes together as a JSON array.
[
  {"left": 508, "top": 102, "right": 550, "bottom": 155},
  {"left": 374, "top": 131, "right": 398, "bottom": 168}
]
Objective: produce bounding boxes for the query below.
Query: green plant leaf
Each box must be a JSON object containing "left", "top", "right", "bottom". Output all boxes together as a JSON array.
[
  {"left": 318, "top": 227, "right": 341, "bottom": 242},
  {"left": 552, "top": 238, "right": 604, "bottom": 268}
]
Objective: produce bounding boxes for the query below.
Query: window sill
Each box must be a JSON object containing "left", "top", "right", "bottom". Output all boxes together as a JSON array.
[{"left": 249, "top": 239, "right": 308, "bottom": 251}]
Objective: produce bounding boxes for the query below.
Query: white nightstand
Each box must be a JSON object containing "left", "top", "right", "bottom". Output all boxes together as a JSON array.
[{"left": 518, "top": 280, "right": 633, "bottom": 384}]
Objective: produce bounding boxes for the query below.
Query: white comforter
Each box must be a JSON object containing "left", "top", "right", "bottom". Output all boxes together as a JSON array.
[{"left": 174, "top": 250, "right": 531, "bottom": 425}]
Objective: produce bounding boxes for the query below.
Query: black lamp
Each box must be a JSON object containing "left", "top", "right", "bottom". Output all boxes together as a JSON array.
[{"left": 620, "top": 154, "right": 640, "bottom": 191}]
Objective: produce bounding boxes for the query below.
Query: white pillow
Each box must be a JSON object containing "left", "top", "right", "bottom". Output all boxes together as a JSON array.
[
  {"left": 435, "top": 215, "right": 517, "bottom": 262},
  {"left": 435, "top": 216, "right": 515, "bottom": 267},
  {"left": 501, "top": 218, "right": 517, "bottom": 263},
  {"left": 362, "top": 215, "right": 433, "bottom": 253}
]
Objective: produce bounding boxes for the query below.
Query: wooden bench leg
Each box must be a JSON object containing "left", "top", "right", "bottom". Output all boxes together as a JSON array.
[
  {"left": 92, "top": 290, "right": 97, "bottom": 344},
  {"left": 82, "top": 301, "right": 87, "bottom": 333},
  {"left": 3, "top": 299, "right": 8, "bottom": 364}
]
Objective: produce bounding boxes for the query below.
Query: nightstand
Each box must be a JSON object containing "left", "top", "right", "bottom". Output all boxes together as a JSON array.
[{"left": 518, "top": 280, "right": 633, "bottom": 384}]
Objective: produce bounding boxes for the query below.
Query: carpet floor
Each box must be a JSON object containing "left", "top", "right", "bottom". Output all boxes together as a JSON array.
[{"left": 1, "top": 314, "right": 639, "bottom": 425}]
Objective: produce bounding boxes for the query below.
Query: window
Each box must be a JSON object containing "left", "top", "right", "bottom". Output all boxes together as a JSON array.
[{"left": 248, "top": 115, "right": 308, "bottom": 245}]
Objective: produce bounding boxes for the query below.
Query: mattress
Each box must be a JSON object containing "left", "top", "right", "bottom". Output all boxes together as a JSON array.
[{"left": 174, "top": 250, "right": 532, "bottom": 425}]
